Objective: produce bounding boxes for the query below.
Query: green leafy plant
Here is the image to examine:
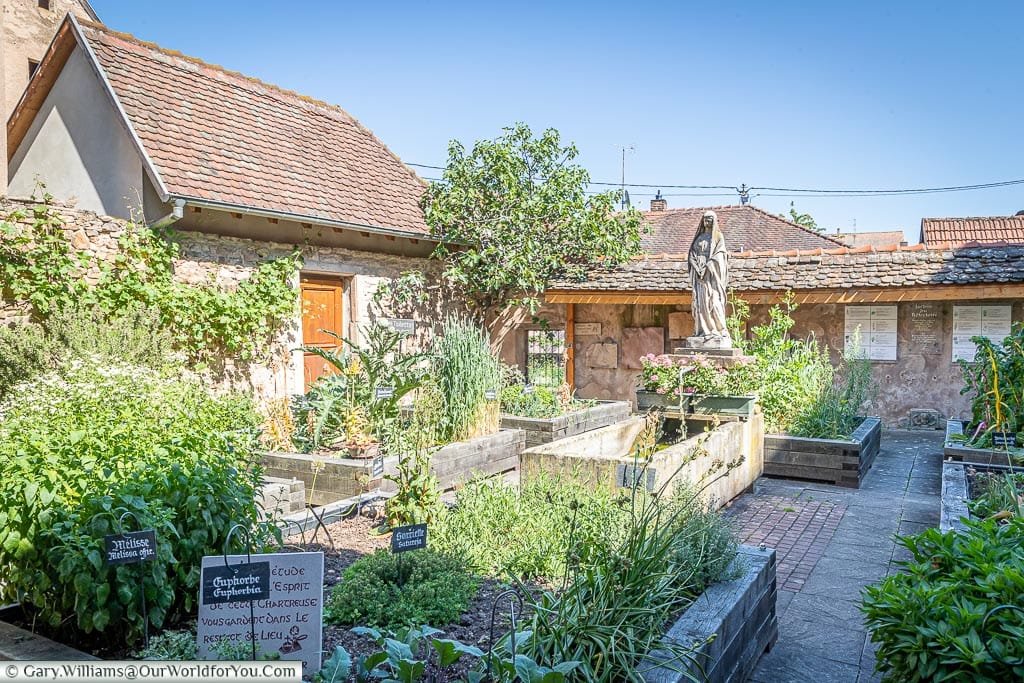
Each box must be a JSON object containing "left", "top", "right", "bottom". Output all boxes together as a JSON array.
[
  {"left": 382, "top": 420, "right": 443, "bottom": 528},
  {"left": 423, "top": 122, "right": 645, "bottom": 315},
  {"left": 791, "top": 341, "right": 875, "bottom": 439},
  {"left": 500, "top": 371, "right": 594, "bottom": 419},
  {"left": 210, "top": 637, "right": 281, "bottom": 661},
  {"left": 324, "top": 549, "right": 478, "bottom": 629},
  {"left": 428, "top": 317, "right": 503, "bottom": 442},
  {"left": 0, "top": 361, "right": 277, "bottom": 645},
  {"left": 132, "top": 627, "right": 198, "bottom": 660},
  {"left": 0, "top": 195, "right": 300, "bottom": 364},
  {"left": 861, "top": 518, "right": 1024, "bottom": 682},
  {"left": 959, "top": 323, "right": 1024, "bottom": 447},
  {"left": 968, "top": 470, "right": 1024, "bottom": 520}
]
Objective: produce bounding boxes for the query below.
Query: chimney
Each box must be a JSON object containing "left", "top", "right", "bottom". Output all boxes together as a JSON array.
[{"left": 649, "top": 190, "right": 667, "bottom": 212}]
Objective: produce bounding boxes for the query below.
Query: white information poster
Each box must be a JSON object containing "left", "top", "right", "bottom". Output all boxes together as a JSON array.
[
  {"left": 845, "top": 305, "right": 897, "bottom": 361},
  {"left": 952, "top": 305, "right": 1012, "bottom": 362}
]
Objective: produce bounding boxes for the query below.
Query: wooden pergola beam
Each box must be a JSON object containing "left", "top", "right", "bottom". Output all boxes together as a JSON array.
[{"left": 545, "top": 283, "right": 1024, "bottom": 306}]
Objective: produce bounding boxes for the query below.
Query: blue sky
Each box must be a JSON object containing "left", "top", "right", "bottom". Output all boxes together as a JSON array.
[{"left": 91, "top": 1, "right": 1024, "bottom": 243}]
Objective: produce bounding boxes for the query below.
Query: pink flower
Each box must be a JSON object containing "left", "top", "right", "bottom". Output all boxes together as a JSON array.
[{"left": 655, "top": 387, "right": 667, "bottom": 394}]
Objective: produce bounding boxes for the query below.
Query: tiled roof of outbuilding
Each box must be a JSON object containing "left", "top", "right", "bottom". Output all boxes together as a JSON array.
[
  {"left": 833, "top": 230, "right": 907, "bottom": 248},
  {"left": 640, "top": 205, "right": 843, "bottom": 253},
  {"left": 67, "top": 20, "right": 430, "bottom": 235},
  {"left": 920, "top": 215, "right": 1024, "bottom": 247},
  {"left": 550, "top": 243, "right": 1024, "bottom": 292}
]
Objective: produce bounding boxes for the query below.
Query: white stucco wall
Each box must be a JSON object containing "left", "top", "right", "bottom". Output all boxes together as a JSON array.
[{"left": 8, "top": 45, "right": 143, "bottom": 217}]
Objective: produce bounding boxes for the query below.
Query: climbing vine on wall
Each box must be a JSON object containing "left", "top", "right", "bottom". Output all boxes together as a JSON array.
[{"left": 0, "top": 195, "right": 301, "bottom": 363}]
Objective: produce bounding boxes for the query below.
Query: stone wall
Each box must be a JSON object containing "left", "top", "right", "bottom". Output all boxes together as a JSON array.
[
  {"left": 563, "top": 299, "right": 1022, "bottom": 426},
  {"left": 0, "top": 198, "right": 449, "bottom": 401}
]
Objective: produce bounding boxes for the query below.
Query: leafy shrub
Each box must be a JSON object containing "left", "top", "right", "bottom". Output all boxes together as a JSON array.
[
  {"left": 791, "top": 344, "right": 874, "bottom": 439},
  {"left": 382, "top": 421, "right": 443, "bottom": 528},
  {"left": 861, "top": 518, "right": 1024, "bottom": 682},
  {"left": 0, "top": 362, "right": 274, "bottom": 645},
  {"left": 968, "top": 470, "right": 1024, "bottom": 520},
  {"left": 0, "top": 304, "right": 173, "bottom": 400},
  {"left": 431, "top": 475, "right": 630, "bottom": 581},
  {"left": 324, "top": 549, "right": 477, "bottom": 628},
  {"left": 959, "top": 323, "right": 1024, "bottom": 447},
  {"left": 499, "top": 379, "right": 594, "bottom": 419},
  {"left": 132, "top": 628, "right": 197, "bottom": 660},
  {"left": 428, "top": 317, "right": 503, "bottom": 442}
]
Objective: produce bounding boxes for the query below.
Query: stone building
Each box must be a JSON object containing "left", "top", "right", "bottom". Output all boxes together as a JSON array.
[
  {"left": 1, "top": 0, "right": 98, "bottom": 189},
  {"left": 4, "top": 15, "right": 453, "bottom": 400}
]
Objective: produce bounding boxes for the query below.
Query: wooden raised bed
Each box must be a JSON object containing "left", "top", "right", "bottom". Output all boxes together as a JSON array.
[
  {"left": 264, "top": 429, "right": 526, "bottom": 505},
  {"left": 642, "top": 545, "right": 778, "bottom": 683},
  {"left": 943, "top": 419, "right": 1023, "bottom": 467},
  {"left": 763, "top": 417, "right": 882, "bottom": 488},
  {"left": 0, "top": 614, "right": 97, "bottom": 661},
  {"left": 941, "top": 460, "right": 1019, "bottom": 532},
  {"left": 501, "top": 400, "right": 631, "bottom": 448}
]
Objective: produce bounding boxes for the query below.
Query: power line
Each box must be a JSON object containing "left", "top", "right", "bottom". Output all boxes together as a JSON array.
[{"left": 410, "top": 162, "right": 1024, "bottom": 198}]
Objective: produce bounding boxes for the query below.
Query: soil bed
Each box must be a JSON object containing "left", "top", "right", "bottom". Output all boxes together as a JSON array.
[{"left": 287, "top": 512, "right": 529, "bottom": 681}]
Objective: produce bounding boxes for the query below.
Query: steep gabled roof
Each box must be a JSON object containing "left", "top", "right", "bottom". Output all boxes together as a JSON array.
[
  {"left": 920, "top": 215, "right": 1024, "bottom": 247},
  {"left": 549, "top": 243, "right": 1024, "bottom": 293},
  {"left": 8, "top": 15, "right": 429, "bottom": 237},
  {"left": 640, "top": 204, "right": 843, "bottom": 254},
  {"left": 833, "top": 230, "right": 907, "bottom": 248}
]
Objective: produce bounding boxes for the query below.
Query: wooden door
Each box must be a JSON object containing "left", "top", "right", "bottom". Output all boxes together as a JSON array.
[{"left": 300, "top": 275, "right": 344, "bottom": 390}]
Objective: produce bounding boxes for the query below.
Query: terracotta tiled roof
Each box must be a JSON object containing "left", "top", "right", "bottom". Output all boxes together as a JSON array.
[
  {"left": 920, "top": 215, "right": 1024, "bottom": 247},
  {"left": 550, "top": 243, "right": 1024, "bottom": 292},
  {"left": 833, "top": 230, "right": 907, "bottom": 248},
  {"left": 640, "top": 205, "right": 843, "bottom": 254},
  {"left": 76, "top": 20, "right": 429, "bottom": 235}
]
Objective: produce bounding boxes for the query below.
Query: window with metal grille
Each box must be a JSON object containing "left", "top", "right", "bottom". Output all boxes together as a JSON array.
[{"left": 526, "top": 329, "right": 566, "bottom": 387}]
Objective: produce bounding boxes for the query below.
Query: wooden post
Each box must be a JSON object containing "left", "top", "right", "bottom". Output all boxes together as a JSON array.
[{"left": 565, "top": 303, "right": 575, "bottom": 390}]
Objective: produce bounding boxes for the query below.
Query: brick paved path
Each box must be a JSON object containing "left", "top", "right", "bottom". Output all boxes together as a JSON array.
[{"left": 729, "top": 430, "right": 944, "bottom": 683}]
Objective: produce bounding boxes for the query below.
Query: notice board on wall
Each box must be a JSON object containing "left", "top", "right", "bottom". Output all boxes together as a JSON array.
[
  {"left": 952, "top": 305, "right": 1012, "bottom": 362},
  {"left": 845, "top": 305, "right": 897, "bottom": 361}
]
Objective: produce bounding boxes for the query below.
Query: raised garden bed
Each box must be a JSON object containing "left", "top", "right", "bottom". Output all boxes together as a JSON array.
[
  {"left": 500, "top": 400, "right": 631, "bottom": 448},
  {"left": 763, "top": 416, "right": 882, "bottom": 488},
  {"left": 521, "top": 414, "right": 765, "bottom": 509},
  {"left": 264, "top": 429, "right": 526, "bottom": 505},
  {"left": 642, "top": 545, "right": 778, "bottom": 683},
  {"left": 943, "top": 419, "right": 1023, "bottom": 467},
  {"left": 940, "top": 460, "right": 1021, "bottom": 532}
]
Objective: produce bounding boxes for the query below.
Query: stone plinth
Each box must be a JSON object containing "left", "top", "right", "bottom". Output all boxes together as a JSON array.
[{"left": 670, "top": 347, "right": 754, "bottom": 369}]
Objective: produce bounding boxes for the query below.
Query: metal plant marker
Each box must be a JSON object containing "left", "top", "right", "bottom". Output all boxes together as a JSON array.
[
  {"left": 485, "top": 588, "right": 524, "bottom": 681},
  {"left": 223, "top": 524, "right": 260, "bottom": 661},
  {"left": 981, "top": 603, "right": 1024, "bottom": 667}
]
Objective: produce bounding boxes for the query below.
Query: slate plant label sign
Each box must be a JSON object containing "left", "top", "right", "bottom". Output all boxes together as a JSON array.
[
  {"left": 201, "top": 561, "right": 271, "bottom": 605},
  {"left": 484, "top": 389, "right": 497, "bottom": 401},
  {"left": 103, "top": 530, "right": 157, "bottom": 565},
  {"left": 616, "top": 464, "right": 657, "bottom": 492},
  {"left": 371, "top": 453, "right": 385, "bottom": 478},
  {"left": 385, "top": 318, "right": 416, "bottom": 336},
  {"left": 522, "top": 384, "right": 535, "bottom": 395},
  {"left": 391, "top": 524, "right": 427, "bottom": 553},
  {"left": 992, "top": 432, "right": 1016, "bottom": 448},
  {"left": 374, "top": 386, "right": 395, "bottom": 400},
  {"left": 198, "top": 552, "right": 324, "bottom": 674}
]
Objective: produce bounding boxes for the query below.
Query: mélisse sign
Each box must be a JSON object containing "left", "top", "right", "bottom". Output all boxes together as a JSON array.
[{"left": 198, "top": 552, "right": 323, "bottom": 674}]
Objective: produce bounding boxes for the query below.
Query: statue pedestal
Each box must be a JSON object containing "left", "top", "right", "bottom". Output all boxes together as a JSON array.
[
  {"left": 671, "top": 344, "right": 753, "bottom": 369},
  {"left": 682, "top": 335, "right": 732, "bottom": 351}
]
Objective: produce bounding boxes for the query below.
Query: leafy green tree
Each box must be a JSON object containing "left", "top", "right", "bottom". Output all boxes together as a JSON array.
[
  {"left": 785, "top": 201, "right": 821, "bottom": 232},
  {"left": 422, "top": 123, "right": 645, "bottom": 315}
]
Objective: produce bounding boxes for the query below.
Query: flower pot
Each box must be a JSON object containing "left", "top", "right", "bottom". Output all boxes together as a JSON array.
[
  {"left": 636, "top": 390, "right": 690, "bottom": 412},
  {"left": 689, "top": 395, "right": 756, "bottom": 419}
]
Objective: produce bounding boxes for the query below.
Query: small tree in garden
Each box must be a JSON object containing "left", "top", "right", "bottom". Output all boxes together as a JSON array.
[{"left": 421, "top": 123, "right": 646, "bottom": 317}]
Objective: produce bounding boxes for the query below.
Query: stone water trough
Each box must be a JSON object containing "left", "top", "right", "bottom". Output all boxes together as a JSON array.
[
  {"left": 500, "top": 400, "right": 631, "bottom": 448},
  {"left": 264, "top": 429, "right": 526, "bottom": 506},
  {"left": 763, "top": 417, "right": 882, "bottom": 488},
  {"left": 520, "top": 414, "right": 764, "bottom": 509}
]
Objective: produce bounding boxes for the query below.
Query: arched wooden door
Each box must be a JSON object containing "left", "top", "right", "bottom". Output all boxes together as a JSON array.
[{"left": 300, "top": 275, "right": 345, "bottom": 390}]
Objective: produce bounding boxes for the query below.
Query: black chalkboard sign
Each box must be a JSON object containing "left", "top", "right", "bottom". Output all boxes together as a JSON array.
[
  {"left": 201, "top": 561, "right": 271, "bottom": 605},
  {"left": 104, "top": 530, "right": 157, "bottom": 565},
  {"left": 371, "top": 453, "right": 385, "bottom": 478},
  {"left": 616, "top": 464, "right": 657, "bottom": 492},
  {"left": 484, "top": 389, "right": 497, "bottom": 401},
  {"left": 390, "top": 524, "right": 427, "bottom": 553},
  {"left": 375, "top": 386, "right": 395, "bottom": 400},
  {"left": 522, "top": 385, "right": 534, "bottom": 395},
  {"left": 992, "top": 432, "right": 1016, "bottom": 448}
]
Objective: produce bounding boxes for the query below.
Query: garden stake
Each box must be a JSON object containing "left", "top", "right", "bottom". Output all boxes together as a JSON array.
[
  {"left": 224, "top": 524, "right": 258, "bottom": 662},
  {"left": 117, "top": 510, "right": 149, "bottom": 649},
  {"left": 484, "top": 588, "right": 523, "bottom": 681}
]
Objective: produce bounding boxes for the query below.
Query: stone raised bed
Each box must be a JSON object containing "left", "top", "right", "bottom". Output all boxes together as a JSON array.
[
  {"left": 943, "top": 419, "right": 1022, "bottom": 467},
  {"left": 643, "top": 545, "right": 778, "bottom": 683},
  {"left": 500, "top": 400, "right": 631, "bottom": 448},
  {"left": 763, "top": 417, "right": 882, "bottom": 488},
  {"left": 264, "top": 429, "right": 526, "bottom": 505},
  {"left": 521, "top": 414, "right": 764, "bottom": 510}
]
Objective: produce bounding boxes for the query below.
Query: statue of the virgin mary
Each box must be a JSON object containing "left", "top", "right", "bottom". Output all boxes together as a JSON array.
[{"left": 687, "top": 210, "right": 731, "bottom": 348}]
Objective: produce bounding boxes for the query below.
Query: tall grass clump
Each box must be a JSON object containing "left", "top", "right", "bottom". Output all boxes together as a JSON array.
[
  {"left": 428, "top": 316, "right": 502, "bottom": 442},
  {"left": 792, "top": 344, "right": 874, "bottom": 439}
]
